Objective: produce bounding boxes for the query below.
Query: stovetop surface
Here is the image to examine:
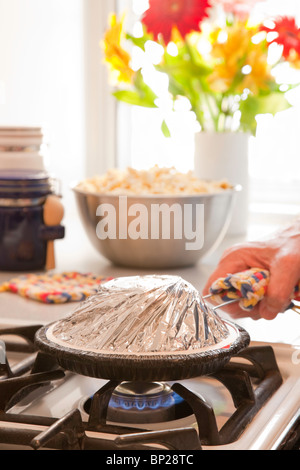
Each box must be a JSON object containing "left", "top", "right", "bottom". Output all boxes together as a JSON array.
[{"left": 0, "top": 321, "right": 299, "bottom": 451}]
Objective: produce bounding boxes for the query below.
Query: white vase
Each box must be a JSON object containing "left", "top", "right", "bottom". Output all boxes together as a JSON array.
[{"left": 194, "top": 131, "right": 249, "bottom": 236}]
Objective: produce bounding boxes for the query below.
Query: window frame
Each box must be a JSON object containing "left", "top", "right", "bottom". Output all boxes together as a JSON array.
[{"left": 83, "top": 0, "right": 118, "bottom": 177}]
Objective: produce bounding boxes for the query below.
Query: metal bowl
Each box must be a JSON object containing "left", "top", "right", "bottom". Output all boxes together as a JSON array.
[{"left": 72, "top": 185, "right": 240, "bottom": 269}]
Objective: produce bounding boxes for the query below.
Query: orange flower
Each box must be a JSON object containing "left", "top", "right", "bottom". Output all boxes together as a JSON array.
[
  {"left": 102, "top": 13, "right": 135, "bottom": 84},
  {"left": 207, "top": 21, "right": 272, "bottom": 95},
  {"left": 287, "top": 49, "right": 300, "bottom": 69},
  {"left": 208, "top": 22, "right": 253, "bottom": 92},
  {"left": 239, "top": 48, "right": 272, "bottom": 95}
]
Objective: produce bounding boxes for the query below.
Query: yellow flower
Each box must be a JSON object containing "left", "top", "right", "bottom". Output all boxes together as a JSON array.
[
  {"left": 239, "top": 47, "right": 272, "bottom": 95},
  {"left": 170, "top": 26, "right": 186, "bottom": 45},
  {"left": 206, "top": 21, "right": 273, "bottom": 95},
  {"left": 208, "top": 22, "right": 253, "bottom": 93},
  {"left": 287, "top": 49, "right": 300, "bottom": 70},
  {"left": 102, "top": 13, "right": 135, "bottom": 84}
]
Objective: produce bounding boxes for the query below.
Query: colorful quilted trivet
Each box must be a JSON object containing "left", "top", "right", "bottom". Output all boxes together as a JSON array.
[
  {"left": 0, "top": 272, "right": 113, "bottom": 304},
  {"left": 209, "top": 268, "right": 300, "bottom": 311}
]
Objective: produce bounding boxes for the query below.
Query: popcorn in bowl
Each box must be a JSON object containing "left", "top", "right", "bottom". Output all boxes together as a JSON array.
[
  {"left": 73, "top": 165, "right": 237, "bottom": 269},
  {"left": 76, "top": 166, "right": 232, "bottom": 196}
]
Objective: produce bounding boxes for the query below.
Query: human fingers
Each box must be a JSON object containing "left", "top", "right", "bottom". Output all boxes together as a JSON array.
[
  {"left": 203, "top": 242, "right": 269, "bottom": 296},
  {"left": 259, "top": 250, "right": 300, "bottom": 320},
  {"left": 203, "top": 250, "right": 249, "bottom": 295}
]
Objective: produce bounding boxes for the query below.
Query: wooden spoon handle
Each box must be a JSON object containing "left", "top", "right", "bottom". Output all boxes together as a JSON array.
[
  {"left": 43, "top": 195, "right": 64, "bottom": 271},
  {"left": 46, "top": 240, "right": 55, "bottom": 271}
]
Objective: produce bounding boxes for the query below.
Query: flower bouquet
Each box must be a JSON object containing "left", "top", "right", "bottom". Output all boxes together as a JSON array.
[{"left": 102, "top": 0, "right": 300, "bottom": 136}]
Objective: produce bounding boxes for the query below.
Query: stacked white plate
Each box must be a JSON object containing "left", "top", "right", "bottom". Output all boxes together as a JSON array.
[{"left": 0, "top": 126, "right": 46, "bottom": 171}]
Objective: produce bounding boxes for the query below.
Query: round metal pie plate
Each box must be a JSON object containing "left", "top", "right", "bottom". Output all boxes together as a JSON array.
[{"left": 35, "top": 320, "right": 250, "bottom": 382}]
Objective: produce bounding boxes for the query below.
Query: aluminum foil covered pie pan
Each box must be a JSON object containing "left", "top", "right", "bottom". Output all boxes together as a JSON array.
[{"left": 35, "top": 276, "right": 250, "bottom": 381}]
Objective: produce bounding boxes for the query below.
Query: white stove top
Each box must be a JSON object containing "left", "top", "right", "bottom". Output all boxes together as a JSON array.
[{"left": 1, "top": 336, "right": 299, "bottom": 450}]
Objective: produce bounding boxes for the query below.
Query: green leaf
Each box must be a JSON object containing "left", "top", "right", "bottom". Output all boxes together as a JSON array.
[
  {"left": 113, "top": 90, "right": 158, "bottom": 108},
  {"left": 260, "top": 92, "right": 292, "bottom": 115},
  {"left": 240, "top": 92, "right": 292, "bottom": 135},
  {"left": 126, "top": 31, "right": 152, "bottom": 52},
  {"left": 113, "top": 69, "right": 158, "bottom": 108},
  {"left": 157, "top": 61, "right": 212, "bottom": 82},
  {"left": 168, "top": 77, "right": 186, "bottom": 97},
  {"left": 134, "top": 69, "right": 158, "bottom": 102},
  {"left": 161, "top": 120, "right": 171, "bottom": 137}
]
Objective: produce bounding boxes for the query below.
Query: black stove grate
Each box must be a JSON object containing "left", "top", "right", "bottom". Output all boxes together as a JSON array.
[{"left": 0, "top": 325, "right": 285, "bottom": 450}]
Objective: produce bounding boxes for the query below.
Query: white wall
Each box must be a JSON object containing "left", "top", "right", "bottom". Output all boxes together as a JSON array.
[{"left": 0, "top": 0, "right": 86, "bottom": 199}]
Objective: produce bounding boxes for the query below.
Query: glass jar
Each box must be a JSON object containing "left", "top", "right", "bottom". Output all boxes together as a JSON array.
[{"left": 0, "top": 170, "right": 64, "bottom": 271}]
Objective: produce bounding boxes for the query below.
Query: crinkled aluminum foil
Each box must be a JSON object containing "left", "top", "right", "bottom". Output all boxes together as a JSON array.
[{"left": 51, "top": 275, "right": 230, "bottom": 354}]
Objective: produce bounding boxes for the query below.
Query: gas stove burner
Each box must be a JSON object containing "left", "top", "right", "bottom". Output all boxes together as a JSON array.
[{"left": 83, "top": 382, "right": 193, "bottom": 425}]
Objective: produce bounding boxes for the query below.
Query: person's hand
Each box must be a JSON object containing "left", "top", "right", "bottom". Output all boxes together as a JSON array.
[{"left": 203, "top": 219, "right": 300, "bottom": 320}]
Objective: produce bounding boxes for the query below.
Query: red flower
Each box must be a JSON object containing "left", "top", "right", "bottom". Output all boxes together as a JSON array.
[
  {"left": 263, "top": 17, "right": 300, "bottom": 58},
  {"left": 142, "top": 0, "right": 211, "bottom": 44}
]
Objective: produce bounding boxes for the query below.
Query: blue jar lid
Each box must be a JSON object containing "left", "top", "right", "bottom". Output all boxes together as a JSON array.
[{"left": 0, "top": 169, "right": 53, "bottom": 199}]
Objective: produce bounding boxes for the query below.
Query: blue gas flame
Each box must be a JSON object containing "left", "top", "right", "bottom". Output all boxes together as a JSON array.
[{"left": 109, "top": 390, "right": 184, "bottom": 411}]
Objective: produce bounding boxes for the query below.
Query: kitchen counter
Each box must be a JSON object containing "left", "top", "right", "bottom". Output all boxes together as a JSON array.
[{"left": 0, "top": 206, "right": 299, "bottom": 346}]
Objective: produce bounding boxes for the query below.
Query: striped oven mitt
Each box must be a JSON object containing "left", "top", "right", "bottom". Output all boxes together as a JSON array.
[
  {"left": 0, "top": 272, "right": 113, "bottom": 304},
  {"left": 209, "top": 268, "right": 300, "bottom": 311}
]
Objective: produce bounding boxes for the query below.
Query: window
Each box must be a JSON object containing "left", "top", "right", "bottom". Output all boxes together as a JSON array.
[
  {"left": 1, "top": 0, "right": 299, "bottom": 219},
  {"left": 0, "top": 0, "right": 117, "bottom": 207},
  {"left": 249, "top": 0, "right": 300, "bottom": 210},
  {"left": 115, "top": 0, "right": 300, "bottom": 217},
  {"left": 0, "top": 0, "right": 86, "bottom": 199},
  {"left": 116, "top": 0, "right": 197, "bottom": 173}
]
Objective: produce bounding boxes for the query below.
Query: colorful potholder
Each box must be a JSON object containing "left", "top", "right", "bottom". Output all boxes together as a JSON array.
[
  {"left": 0, "top": 272, "right": 113, "bottom": 304},
  {"left": 209, "top": 268, "right": 300, "bottom": 311},
  {"left": 210, "top": 268, "right": 269, "bottom": 311}
]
